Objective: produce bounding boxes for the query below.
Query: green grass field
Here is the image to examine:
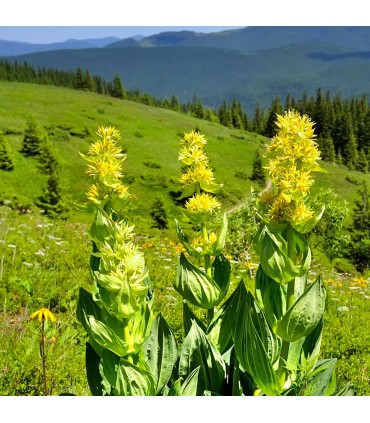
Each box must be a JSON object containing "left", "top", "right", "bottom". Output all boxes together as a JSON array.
[{"left": 0, "top": 81, "right": 370, "bottom": 396}]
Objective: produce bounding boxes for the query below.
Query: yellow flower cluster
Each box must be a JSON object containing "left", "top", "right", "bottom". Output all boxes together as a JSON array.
[
  {"left": 260, "top": 110, "right": 323, "bottom": 224},
  {"left": 82, "top": 126, "right": 129, "bottom": 205},
  {"left": 179, "top": 131, "right": 216, "bottom": 188},
  {"left": 185, "top": 192, "right": 221, "bottom": 215}
]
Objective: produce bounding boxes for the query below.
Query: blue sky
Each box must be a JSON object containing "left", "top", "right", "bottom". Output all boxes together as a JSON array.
[{"left": 0, "top": 26, "right": 245, "bottom": 44}]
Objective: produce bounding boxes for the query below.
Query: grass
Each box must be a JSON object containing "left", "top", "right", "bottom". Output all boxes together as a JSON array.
[{"left": 0, "top": 81, "right": 370, "bottom": 395}]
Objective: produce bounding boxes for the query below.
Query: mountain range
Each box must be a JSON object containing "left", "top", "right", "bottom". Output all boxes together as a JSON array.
[{"left": 2, "top": 26, "right": 370, "bottom": 114}]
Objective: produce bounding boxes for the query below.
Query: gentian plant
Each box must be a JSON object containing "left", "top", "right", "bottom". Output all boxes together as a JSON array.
[{"left": 77, "top": 117, "right": 353, "bottom": 396}]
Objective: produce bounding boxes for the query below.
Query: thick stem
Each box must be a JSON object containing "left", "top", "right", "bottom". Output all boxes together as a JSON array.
[{"left": 277, "top": 225, "right": 296, "bottom": 387}]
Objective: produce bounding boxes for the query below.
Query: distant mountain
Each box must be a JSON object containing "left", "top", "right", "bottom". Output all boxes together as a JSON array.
[
  {"left": 0, "top": 37, "right": 119, "bottom": 56},
  {"left": 4, "top": 27, "right": 370, "bottom": 115},
  {"left": 107, "top": 27, "right": 370, "bottom": 52}
]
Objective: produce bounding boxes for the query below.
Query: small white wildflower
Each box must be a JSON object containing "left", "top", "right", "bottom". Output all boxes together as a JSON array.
[{"left": 337, "top": 306, "right": 349, "bottom": 313}]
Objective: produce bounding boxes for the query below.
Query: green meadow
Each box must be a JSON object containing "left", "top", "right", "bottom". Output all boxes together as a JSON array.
[{"left": 0, "top": 81, "right": 370, "bottom": 395}]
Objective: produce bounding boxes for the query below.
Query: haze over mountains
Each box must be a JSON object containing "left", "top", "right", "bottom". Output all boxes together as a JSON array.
[{"left": 2, "top": 26, "right": 370, "bottom": 114}]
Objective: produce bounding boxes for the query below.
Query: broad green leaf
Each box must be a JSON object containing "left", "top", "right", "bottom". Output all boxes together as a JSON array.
[
  {"left": 85, "top": 342, "right": 104, "bottom": 396},
  {"left": 211, "top": 254, "right": 231, "bottom": 300},
  {"left": 210, "top": 213, "right": 228, "bottom": 256},
  {"left": 200, "top": 180, "right": 222, "bottom": 194},
  {"left": 88, "top": 208, "right": 115, "bottom": 245},
  {"left": 181, "top": 366, "right": 200, "bottom": 396},
  {"left": 276, "top": 276, "right": 327, "bottom": 342},
  {"left": 101, "top": 350, "right": 155, "bottom": 396},
  {"left": 183, "top": 301, "right": 207, "bottom": 337},
  {"left": 175, "top": 220, "right": 203, "bottom": 260},
  {"left": 144, "top": 314, "right": 178, "bottom": 395},
  {"left": 178, "top": 183, "right": 196, "bottom": 200},
  {"left": 234, "top": 292, "right": 281, "bottom": 396},
  {"left": 255, "top": 265, "right": 286, "bottom": 330},
  {"left": 207, "top": 281, "right": 247, "bottom": 355},
  {"left": 173, "top": 252, "right": 227, "bottom": 309},
  {"left": 334, "top": 382, "right": 355, "bottom": 396},
  {"left": 76, "top": 287, "right": 102, "bottom": 332},
  {"left": 129, "top": 300, "right": 154, "bottom": 353},
  {"left": 254, "top": 224, "right": 311, "bottom": 284},
  {"left": 303, "top": 358, "right": 337, "bottom": 396},
  {"left": 93, "top": 271, "right": 122, "bottom": 292},
  {"left": 179, "top": 320, "right": 226, "bottom": 395},
  {"left": 88, "top": 315, "right": 129, "bottom": 357}
]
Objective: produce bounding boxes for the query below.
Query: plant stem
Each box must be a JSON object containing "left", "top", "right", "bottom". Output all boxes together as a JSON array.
[
  {"left": 277, "top": 225, "right": 296, "bottom": 387},
  {"left": 41, "top": 317, "right": 48, "bottom": 395},
  {"left": 201, "top": 221, "right": 214, "bottom": 323}
]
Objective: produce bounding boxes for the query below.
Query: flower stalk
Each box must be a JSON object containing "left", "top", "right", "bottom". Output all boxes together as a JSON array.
[{"left": 30, "top": 307, "right": 56, "bottom": 395}]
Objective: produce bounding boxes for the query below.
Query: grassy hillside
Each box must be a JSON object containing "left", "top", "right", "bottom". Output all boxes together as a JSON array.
[{"left": 1, "top": 81, "right": 369, "bottom": 227}]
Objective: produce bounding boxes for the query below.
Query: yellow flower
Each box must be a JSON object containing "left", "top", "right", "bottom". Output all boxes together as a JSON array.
[
  {"left": 185, "top": 193, "right": 221, "bottom": 214},
  {"left": 96, "top": 126, "right": 121, "bottom": 141},
  {"left": 181, "top": 130, "right": 207, "bottom": 147},
  {"left": 259, "top": 110, "right": 324, "bottom": 224},
  {"left": 179, "top": 162, "right": 215, "bottom": 187},
  {"left": 30, "top": 308, "right": 57, "bottom": 322}
]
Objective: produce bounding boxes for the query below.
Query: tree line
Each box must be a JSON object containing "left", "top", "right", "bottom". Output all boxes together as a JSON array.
[{"left": 1, "top": 60, "right": 370, "bottom": 173}]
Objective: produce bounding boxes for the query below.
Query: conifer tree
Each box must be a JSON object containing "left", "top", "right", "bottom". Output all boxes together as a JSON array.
[
  {"left": 264, "top": 97, "right": 283, "bottom": 138},
  {"left": 347, "top": 180, "right": 370, "bottom": 273},
  {"left": 356, "top": 149, "right": 369, "bottom": 173},
  {"left": 110, "top": 74, "right": 127, "bottom": 99},
  {"left": 0, "top": 134, "right": 14, "bottom": 171},
  {"left": 20, "top": 118, "right": 44, "bottom": 157},
  {"left": 252, "top": 103, "right": 265, "bottom": 134},
  {"left": 250, "top": 149, "right": 266, "bottom": 186}
]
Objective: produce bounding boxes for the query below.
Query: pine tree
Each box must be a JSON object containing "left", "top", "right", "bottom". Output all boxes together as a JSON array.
[
  {"left": 250, "top": 149, "right": 266, "bottom": 186},
  {"left": 20, "top": 118, "right": 44, "bottom": 157},
  {"left": 264, "top": 97, "right": 283, "bottom": 138},
  {"left": 318, "top": 136, "right": 336, "bottom": 162},
  {"left": 150, "top": 199, "right": 168, "bottom": 229},
  {"left": 110, "top": 74, "right": 126, "bottom": 99},
  {"left": 356, "top": 149, "right": 369, "bottom": 173},
  {"left": 347, "top": 181, "right": 370, "bottom": 273},
  {"left": 252, "top": 103, "right": 265, "bottom": 134},
  {"left": 0, "top": 134, "right": 14, "bottom": 171}
]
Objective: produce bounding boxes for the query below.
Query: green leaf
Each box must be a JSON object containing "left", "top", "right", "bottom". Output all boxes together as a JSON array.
[
  {"left": 255, "top": 265, "right": 286, "bottom": 330},
  {"left": 303, "top": 358, "right": 337, "bottom": 396},
  {"left": 254, "top": 224, "right": 311, "bottom": 284},
  {"left": 144, "top": 314, "right": 178, "bottom": 395},
  {"left": 88, "top": 208, "right": 115, "bottom": 245},
  {"left": 88, "top": 315, "right": 129, "bottom": 357},
  {"left": 85, "top": 342, "right": 104, "bottom": 396},
  {"left": 211, "top": 254, "right": 231, "bottom": 300},
  {"left": 199, "top": 180, "right": 222, "bottom": 194},
  {"left": 183, "top": 301, "right": 207, "bottom": 337},
  {"left": 76, "top": 287, "right": 102, "bottom": 332},
  {"left": 178, "top": 183, "right": 196, "bottom": 200},
  {"left": 175, "top": 220, "right": 203, "bottom": 260},
  {"left": 276, "top": 275, "right": 327, "bottom": 342},
  {"left": 101, "top": 350, "right": 155, "bottom": 396},
  {"left": 179, "top": 320, "right": 226, "bottom": 395},
  {"left": 210, "top": 213, "right": 228, "bottom": 256},
  {"left": 207, "top": 281, "right": 247, "bottom": 355},
  {"left": 181, "top": 366, "right": 201, "bottom": 396},
  {"left": 173, "top": 252, "right": 227, "bottom": 309},
  {"left": 234, "top": 291, "right": 281, "bottom": 396},
  {"left": 334, "top": 382, "right": 355, "bottom": 396}
]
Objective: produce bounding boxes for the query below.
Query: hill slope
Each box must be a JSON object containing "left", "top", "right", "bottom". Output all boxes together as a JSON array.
[{"left": 0, "top": 81, "right": 369, "bottom": 225}]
